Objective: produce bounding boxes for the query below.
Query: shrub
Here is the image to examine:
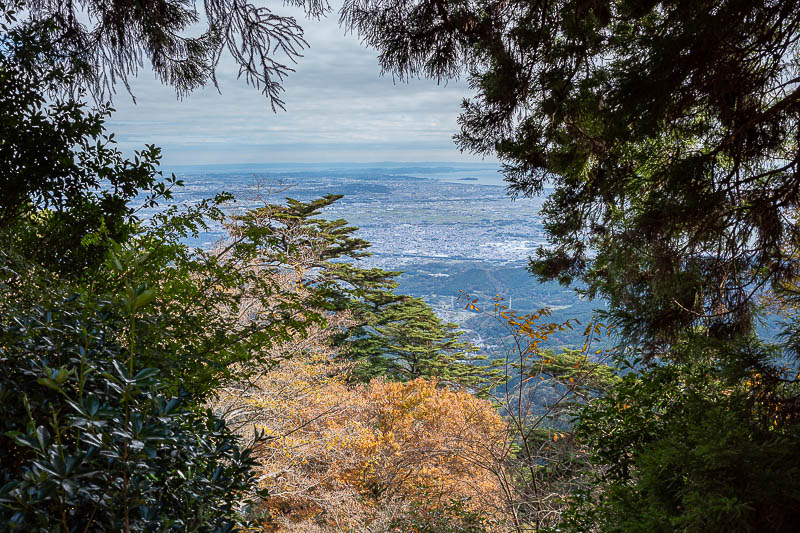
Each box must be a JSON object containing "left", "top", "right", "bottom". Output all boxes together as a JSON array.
[{"left": 0, "top": 289, "right": 262, "bottom": 531}]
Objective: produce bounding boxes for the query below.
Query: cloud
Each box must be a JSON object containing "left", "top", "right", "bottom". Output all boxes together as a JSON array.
[{"left": 104, "top": 8, "right": 492, "bottom": 167}]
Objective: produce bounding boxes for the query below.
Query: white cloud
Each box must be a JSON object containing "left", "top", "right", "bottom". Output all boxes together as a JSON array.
[{"left": 104, "top": 7, "right": 493, "bottom": 167}]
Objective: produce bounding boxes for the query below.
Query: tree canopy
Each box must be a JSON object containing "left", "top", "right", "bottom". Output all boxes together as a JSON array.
[
  {"left": 6, "top": 0, "right": 800, "bottom": 529},
  {"left": 342, "top": 0, "right": 800, "bottom": 351},
  {"left": 341, "top": 2, "right": 800, "bottom": 530},
  {"left": 20, "top": 0, "right": 329, "bottom": 108},
  {"left": 0, "top": 6, "right": 167, "bottom": 276}
]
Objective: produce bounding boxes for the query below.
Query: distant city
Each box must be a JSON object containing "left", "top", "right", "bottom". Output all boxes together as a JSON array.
[
  {"left": 135, "top": 162, "right": 594, "bottom": 351},
  {"left": 142, "top": 162, "right": 546, "bottom": 260}
]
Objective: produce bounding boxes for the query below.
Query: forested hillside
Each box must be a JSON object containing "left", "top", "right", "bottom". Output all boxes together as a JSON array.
[{"left": 2, "top": 0, "right": 800, "bottom": 532}]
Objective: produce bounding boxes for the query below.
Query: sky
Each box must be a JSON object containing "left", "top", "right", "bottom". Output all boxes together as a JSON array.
[{"left": 105, "top": 6, "right": 495, "bottom": 167}]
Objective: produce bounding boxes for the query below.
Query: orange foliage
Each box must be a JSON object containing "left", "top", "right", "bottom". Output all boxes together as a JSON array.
[
  {"left": 218, "top": 355, "right": 507, "bottom": 531},
  {"left": 334, "top": 378, "right": 505, "bottom": 505}
]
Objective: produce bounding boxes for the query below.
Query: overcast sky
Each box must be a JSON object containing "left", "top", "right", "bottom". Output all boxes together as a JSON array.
[{"left": 105, "top": 7, "right": 494, "bottom": 167}]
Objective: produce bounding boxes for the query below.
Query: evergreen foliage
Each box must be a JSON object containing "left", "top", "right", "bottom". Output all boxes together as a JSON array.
[
  {"left": 565, "top": 340, "right": 800, "bottom": 532},
  {"left": 0, "top": 6, "right": 167, "bottom": 277},
  {"left": 362, "top": 296, "right": 502, "bottom": 392},
  {"left": 341, "top": 0, "right": 800, "bottom": 350},
  {"left": 228, "top": 193, "right": 500, "bottom": 390},
  {"left": 341, "top": 0, "right": 800, "bottom": 529},
  {"left": 110, "top": 199, "right": 321, "bottom": 399},
  {"left": 19, "top": 0, "right": 329, "bottom": 108},
  {"left": 0, "top": 269, "right": 261, "bottom": 531}
]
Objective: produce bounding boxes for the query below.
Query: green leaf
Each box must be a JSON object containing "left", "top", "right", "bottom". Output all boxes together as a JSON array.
[
  {"left": 35, "top": 426, "right": 50, "bottom": 450},
  {"left": 132, "top": 368, "right": 159, "bottom": 382},
  {"left": 36, "top": 377, "right": 61, "bottom": 393},
  {"left": 133, "top": 288, "right": 155, "bottom": 312}
]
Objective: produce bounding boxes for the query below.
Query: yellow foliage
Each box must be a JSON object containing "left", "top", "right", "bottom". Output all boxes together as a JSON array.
[{"left": 219, "top": 355, "right": 507, "bottom": 531}]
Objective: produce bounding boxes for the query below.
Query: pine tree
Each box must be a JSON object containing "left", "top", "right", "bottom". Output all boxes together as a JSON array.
[
  {"left": 18, "top": 0, "right": 327, "bottom": 108},
  {"left": 357, "top": 297, "right": 502, "bottom": 393},
  {"left": 230, "top": 194, "right": 499, "bottom": 390}
]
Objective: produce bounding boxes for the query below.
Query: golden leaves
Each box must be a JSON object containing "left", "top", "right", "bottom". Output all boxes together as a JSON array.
[{"left": 221, "top": 354, "right": 505, "bottom": 531}]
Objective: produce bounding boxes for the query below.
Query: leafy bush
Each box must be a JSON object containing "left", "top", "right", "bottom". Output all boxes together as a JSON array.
[
  {"left": 563, "top": 339, "right": 800, "bottom": 532},
  {"left": 0, "top": 4, "right": 171, "bottom": 277},
  {"left": 0, "top": 288, "right": 262, "bottom": 531}
]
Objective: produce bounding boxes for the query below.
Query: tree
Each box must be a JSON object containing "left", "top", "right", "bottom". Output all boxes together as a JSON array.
[
  {"left": 215, "top": 353, "right": 507, "bottom": 532},
  {"left": 457, "top": 295, "right": 618, "bottom": 532},
  {"left": 0, "top": 5, "right": 168, "bottom": 276},
  {"left": 362, "top": 296, "right": 502, "bottom": 392},
  {"left": 20, "top": 0, "right": 328, "bottom": 109},
  {"left": 563, "top": 340, "right": 800, "bottom": 532},
  {"left": 340, "top": 3, "right": 800, "bottom": 529},
  {"left": 341, "top": 0, "right": 800, "bottom": 351},
  {"left": 226, "top": 194, "right": 499, "bottom": 390}
]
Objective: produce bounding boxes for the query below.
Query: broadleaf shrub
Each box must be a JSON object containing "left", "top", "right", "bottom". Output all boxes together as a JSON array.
[{"left": 0, "top": 291, "right": 261, "bottom": 531}]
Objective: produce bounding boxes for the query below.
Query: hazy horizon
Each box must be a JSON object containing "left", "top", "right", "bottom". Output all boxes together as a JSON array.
[{"left": 105, "top": 8, "right": 494, "bottom": 166}]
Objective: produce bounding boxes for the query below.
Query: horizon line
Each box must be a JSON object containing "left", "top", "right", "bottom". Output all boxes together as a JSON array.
[{"left": 163, "top": 161, "right": 502, "bottom": 169}]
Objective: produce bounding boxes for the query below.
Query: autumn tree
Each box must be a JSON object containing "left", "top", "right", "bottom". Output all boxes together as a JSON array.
[
  {"left": 453, "top": 294, "right": 618, "bottom": 531},
  {"left": 215, "top": 353, "right": 508, "bottom": 532},
  {"left": 341, "top": 2, "right": 800, "bottom": 528}
]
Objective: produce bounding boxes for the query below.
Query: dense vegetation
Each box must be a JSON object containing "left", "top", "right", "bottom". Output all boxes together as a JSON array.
[
  {"left": 2, "top": 0, "right": 800, "bottom": 531},
  {"left": 341, "top": 0, "right": 800, "bottom": 530}
]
